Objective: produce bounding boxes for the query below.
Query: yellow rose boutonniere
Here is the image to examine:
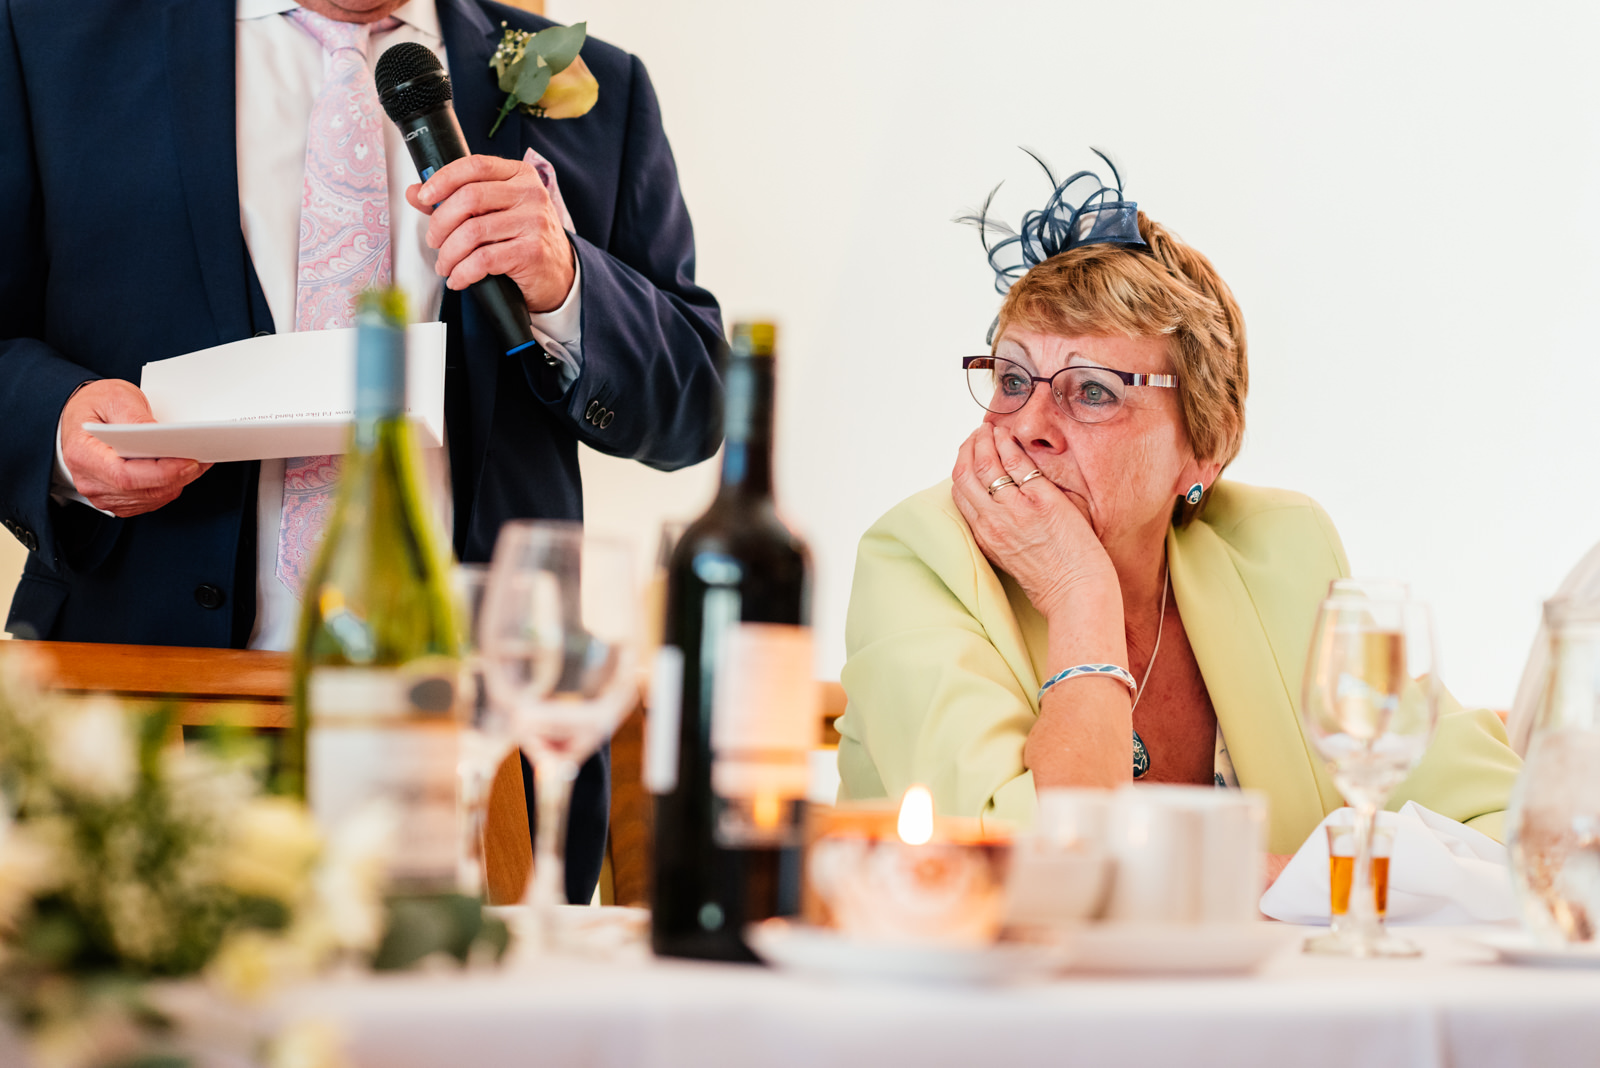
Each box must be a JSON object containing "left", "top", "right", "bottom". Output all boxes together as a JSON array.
[{"left": 488, "top": 21, "right": 600, "bottom": 137}]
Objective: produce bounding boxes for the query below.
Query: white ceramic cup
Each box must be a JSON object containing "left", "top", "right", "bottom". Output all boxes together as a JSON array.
[
  {"left": 1004, "top": 789, "right": 1114, "bottom": 927},
  {"left": 1103, "top": 785, "right": 1267, "bottom": 924}
]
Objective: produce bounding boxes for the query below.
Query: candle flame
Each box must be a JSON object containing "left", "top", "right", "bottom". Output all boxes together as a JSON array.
[{"left": 897, "top": 785, "right": 934, "bottom": 845}]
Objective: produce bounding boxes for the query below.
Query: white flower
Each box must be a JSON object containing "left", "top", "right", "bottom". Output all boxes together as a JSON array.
[
  {"left": 268, "top": 1017, "right": 353, "bottom": 1068},
  {"left": 209, "top": 927, "right": 312, "bottom": 1002},
  {"left": 46, "top": 699, "right": 136, "bottom": 802},
  {"left": 0, "top": 810, "right": 58, "bottom": 933},
  {"left": 310, "top": 801, "right": 396, "bottom": 953},
  {"left": 218, "top": 798, "right": 321, "bottom": 906},
  {"left": 104, "top": 877, "right": 171, "bottom": 965}
]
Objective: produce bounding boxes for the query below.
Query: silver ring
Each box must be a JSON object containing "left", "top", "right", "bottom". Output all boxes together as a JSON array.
[
  {"left": 1019, "top": 469, "right": 1046, "bottom": 486},
  {"left": 986, "top": 475, "right": 1017, "bottom": 497}
]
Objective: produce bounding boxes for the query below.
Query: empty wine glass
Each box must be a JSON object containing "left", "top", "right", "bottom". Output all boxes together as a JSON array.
[
  {"left": 478, "top": 522, "right": 637, "bottom": 949},
  {"left": 1299, "top": 579, "right": 1439, "bottom": 957},
  {"left": 450, "top": 562, "right": 515, "bottom": 898}
]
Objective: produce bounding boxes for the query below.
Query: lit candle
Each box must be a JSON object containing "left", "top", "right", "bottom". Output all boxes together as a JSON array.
[{"left": 897, "top": 785, "right": 934, "bottom": 845}]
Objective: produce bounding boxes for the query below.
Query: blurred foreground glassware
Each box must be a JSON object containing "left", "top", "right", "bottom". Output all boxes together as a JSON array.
[
  {"left": 451, "top": 562, "right": 514, "bottom": 897},
  {"left": 479, "top": 522, "right": 636, "bottom": 949},
  {"left": 1300, "top": 579, "right": 1438, "bottom": 957},
  {"left": 1508, "top": 598, "right": 1600, "bottom": 945}
]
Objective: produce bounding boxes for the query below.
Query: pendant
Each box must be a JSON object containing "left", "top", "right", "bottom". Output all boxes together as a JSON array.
[{"left": 1132, "top": 728, "right": 1150, "bottom": 779}]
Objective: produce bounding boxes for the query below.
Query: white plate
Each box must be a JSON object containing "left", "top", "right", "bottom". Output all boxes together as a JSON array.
[
  {"left": 1471, "top": 930, "right": 1600, "bottom": 969},
  {"left": 746, "top": 919, "right": 1070, "bottom": 984},
  {"left": 1066, "top": 922, "right": 1291, "bottom": 975}
]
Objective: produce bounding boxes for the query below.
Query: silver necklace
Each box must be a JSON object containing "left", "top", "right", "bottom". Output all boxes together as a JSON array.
[
  {"left": 1131, "top": 564, "right": 1169, "bottom": 714},
  {"left": 1129, "top": 564, "right": 1168, "bottom": 778}
]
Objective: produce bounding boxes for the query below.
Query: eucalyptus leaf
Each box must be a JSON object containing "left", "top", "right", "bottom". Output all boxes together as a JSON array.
[
  {"left": 512, "top": 55, "right": 552, "bottom": 108},
  {"left": 526, "top": 21, "right": 586, "bottom": 76},
  {"left": 497, "top": 57, "right": 520, "bottom": 94}
]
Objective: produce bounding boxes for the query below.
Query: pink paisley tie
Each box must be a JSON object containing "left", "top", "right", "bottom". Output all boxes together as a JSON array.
[{"left": 275, "top": 10, "right": 398, "bottom": 595}]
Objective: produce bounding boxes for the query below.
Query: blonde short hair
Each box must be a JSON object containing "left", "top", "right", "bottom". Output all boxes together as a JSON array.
[{"left": 994, "top": 213, "right": 1248, "bottom": 476}]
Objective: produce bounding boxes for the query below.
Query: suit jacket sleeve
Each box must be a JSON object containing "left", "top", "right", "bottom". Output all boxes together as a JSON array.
[
  {"left": 837, "top": 484, "right": 1042, "bottom": 828},
  {"left": 524, "top": 54, "right": 723, "bottom": 472},
  {"left": 0, "top": 1, "right": 104, "bottom": 574}
]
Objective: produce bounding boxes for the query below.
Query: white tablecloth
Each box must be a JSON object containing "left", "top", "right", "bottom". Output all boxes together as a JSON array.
[{"left": 266, "top": 925, "right": 1600, "bottom": 1068}]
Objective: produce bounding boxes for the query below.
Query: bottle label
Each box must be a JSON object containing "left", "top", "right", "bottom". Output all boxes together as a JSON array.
[
  {"left": 644, "top": 646, "right": 685, "bottom": 794},
  {"left": 309, "top": 666, "right": 459, "bottom": 888},
  {"left": 710, "top": 623, "right": 817, "bottom": 801}
]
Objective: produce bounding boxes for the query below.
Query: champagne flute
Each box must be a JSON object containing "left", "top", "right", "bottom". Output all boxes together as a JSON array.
[
  {"left": 1299, "top": 579, "right": 1439, "bottom": 957},
  {"left": 478, "top": 522, "right": 637, "bottom": 949}
]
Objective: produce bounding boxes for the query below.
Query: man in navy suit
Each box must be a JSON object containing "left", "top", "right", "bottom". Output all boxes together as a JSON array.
[{"left": 0, "top": 0, "right": 724, "bottom": 902}]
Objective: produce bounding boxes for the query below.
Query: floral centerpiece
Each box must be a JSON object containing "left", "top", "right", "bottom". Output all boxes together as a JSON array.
[{"left": 0, "top": 653, "right": 505, "bottom": 1068}]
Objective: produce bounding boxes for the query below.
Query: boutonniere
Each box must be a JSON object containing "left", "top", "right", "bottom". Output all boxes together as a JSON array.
[{"left": 488, "top": 21, "right": 600, "bottom": 137}]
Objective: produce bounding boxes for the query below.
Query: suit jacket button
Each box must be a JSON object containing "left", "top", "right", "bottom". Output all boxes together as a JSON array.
[
  {"left": 599, "top": 410, "right": 614, "bottom": 429},
  {"left": 194, "top": 584, "right": 226, "bottom": 610},
  {"left": 253, "top": 330, "right": 273, "bottom": 338},
  {"left": 585, "top": 400, "right": 600, "bottom": 422},
  {"left": 22, "top": 531, "right": 37, "bottom": 552}
]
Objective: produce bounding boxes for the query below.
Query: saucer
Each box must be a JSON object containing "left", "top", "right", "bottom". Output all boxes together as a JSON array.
[
  {"left": 745, "top": 919, "right": 1070, "bottom": 984},
  {"left": 1471, "top": 930, "right": 1600, "bottom": 969},
  {"left": 1065, "top": 922, "right": 1291, "bottom": 975}
]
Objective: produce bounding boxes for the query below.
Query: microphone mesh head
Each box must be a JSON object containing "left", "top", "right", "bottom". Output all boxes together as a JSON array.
[{"left": 375, "top": 42, "right": 452, "bottom": 121}]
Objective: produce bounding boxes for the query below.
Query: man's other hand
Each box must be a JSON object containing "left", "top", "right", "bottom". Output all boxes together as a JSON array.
[
  {"left": 407, "top": 154, "right": 575, "bottom": 313},
  {"left": 60, "top": 381, "right": 210, "bottom": 517}
]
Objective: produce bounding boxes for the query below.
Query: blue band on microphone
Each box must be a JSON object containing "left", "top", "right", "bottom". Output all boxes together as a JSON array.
[{"left": 507, "top": 338, "right": 541, "bottom": 357}]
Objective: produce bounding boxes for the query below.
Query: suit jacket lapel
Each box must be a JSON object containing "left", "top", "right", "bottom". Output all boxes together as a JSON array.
[
  {"left": 1169, "top": 519, "right": 1339, "bottom": 854},
  {"left": 162, "top": 0, "right": 259, "bottom": 345},
  {"left": 436, "top": 0, "right": 519, "bottom": 158}
]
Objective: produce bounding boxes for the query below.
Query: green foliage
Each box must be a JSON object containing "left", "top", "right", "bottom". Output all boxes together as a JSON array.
[{"left": 371, "top": 892, "right": 509, "bottom": 971}]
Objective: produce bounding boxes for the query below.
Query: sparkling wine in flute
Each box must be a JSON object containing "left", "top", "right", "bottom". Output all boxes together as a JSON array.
[
  {"left": 285, "top": 289, "right": 462, "bottom": 894},
  {"left": 1299, "top": 581, "right": 1437, "bottom": 958},
  {"left": 648, "top": 322, "right": 817, "bottom": 963}
]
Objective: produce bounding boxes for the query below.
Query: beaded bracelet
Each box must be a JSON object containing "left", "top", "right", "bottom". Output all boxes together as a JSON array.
[{"left": 1037, "top": 663, "right": 1137, "bottom": 703}]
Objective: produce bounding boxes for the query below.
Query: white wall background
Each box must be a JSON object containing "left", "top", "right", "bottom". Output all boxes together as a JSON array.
[{"left": 554, "top": 0, "right": 1600, "bottom": 711}]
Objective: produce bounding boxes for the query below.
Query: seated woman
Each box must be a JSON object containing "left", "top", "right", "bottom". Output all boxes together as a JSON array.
[{"left": 835, "top": 153, "right": 1520, "bottom": 858}]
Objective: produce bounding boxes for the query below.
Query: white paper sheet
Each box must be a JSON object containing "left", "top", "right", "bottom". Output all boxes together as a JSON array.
[{"left": 84, "top": 323, "right": 446, "bottom": 463}]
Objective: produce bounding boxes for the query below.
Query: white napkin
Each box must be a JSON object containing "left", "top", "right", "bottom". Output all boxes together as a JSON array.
[{"left": 1259, "top": 802, "right": 1518, "bottom": 925}]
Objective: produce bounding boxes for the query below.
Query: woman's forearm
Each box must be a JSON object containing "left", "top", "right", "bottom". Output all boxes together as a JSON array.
[{"left": 1024, "top": 584, "right": 1133, "bottom": 788}]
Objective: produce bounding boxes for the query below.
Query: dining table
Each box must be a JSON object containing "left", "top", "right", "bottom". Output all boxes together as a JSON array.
[{"left": 241, "top": 918, "right": 1600, "bottom": 1068}]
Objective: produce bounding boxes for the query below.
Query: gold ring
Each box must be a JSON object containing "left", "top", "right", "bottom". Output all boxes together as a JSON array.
[
  {"left": 1019, "top": 469, "right": 1047, "bottom": 485},
  {"left": 986, "top": 475, "right": 1017, "bottom": 497}
]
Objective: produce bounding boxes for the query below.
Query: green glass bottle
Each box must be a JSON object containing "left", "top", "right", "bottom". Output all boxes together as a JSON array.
[{"left": 285, "top": 289, "right": 461, "bottom": 893}]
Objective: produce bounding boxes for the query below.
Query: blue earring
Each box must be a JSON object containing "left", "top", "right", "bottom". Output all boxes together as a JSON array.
[{"left": 1185, "top": 483, "right": 1204, "bottom": 506}]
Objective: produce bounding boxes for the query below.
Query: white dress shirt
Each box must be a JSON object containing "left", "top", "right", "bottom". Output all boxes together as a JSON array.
[{"left": 53, "top": 0, "right": 584, "bottom": 651}]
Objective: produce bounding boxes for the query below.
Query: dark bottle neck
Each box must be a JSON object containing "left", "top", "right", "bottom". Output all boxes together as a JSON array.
[{"left": 717, "top": 353, "right": 775, "bottom": 500}]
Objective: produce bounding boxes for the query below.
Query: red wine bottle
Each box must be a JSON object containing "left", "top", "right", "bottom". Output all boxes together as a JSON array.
[{"left": 648, "top": 322, "right": 816, "bottom": 962}]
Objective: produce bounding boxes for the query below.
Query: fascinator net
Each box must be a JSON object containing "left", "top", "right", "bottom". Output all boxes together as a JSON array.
[{"left": 962, "top": 148, "right": 1148, "bottom": 342}]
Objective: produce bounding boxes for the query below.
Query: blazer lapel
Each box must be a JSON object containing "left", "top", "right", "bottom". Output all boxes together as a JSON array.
[
  {"left": 162, "top": 0, "right": 257, "bottom": 345},
  {"left": 1169, "top": 519, "right": 1340, "bottom": 854},
  {"left": 436, "top": 0, "right": 519, "bottom": 158}
]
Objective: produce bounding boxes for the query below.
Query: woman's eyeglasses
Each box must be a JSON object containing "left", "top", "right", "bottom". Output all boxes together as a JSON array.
[{"left": 962, "top": 355, "right": 1177, "bottom": 424}]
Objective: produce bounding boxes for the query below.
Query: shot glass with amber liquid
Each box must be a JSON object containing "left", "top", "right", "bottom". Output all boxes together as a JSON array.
[{"left": 1307, "top": 821, "right": 1396, "bottom": 953}]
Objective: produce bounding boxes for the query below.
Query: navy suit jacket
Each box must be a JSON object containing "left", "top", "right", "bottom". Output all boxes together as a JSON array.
[{"left": 0, "top": 0, "right": 724, "bottom": 901}]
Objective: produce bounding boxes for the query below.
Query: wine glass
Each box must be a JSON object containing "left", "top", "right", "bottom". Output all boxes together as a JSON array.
[
  {"left": 478, "top": 522, "right": 637, "bottom": 949},
  {"left": 450, "top": 562, "right": 515, "bottom": 898},
  {"left": 1299, "top": 579, "right": 1439, "bottom": 957}
]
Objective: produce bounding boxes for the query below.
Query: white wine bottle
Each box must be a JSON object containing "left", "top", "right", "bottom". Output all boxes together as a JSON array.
[{"left": 287, "top": 289, "right": 461, "bottom": 893}]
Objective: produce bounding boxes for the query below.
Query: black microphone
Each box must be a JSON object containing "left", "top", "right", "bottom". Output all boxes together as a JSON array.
[{"left": 375, "top": 42, "right": 538, "bottom": 357}]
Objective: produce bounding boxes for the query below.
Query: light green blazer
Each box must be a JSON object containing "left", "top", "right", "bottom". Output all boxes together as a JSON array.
[{"left": 836, "top": 479, "right": 1521, "bottom": 855}]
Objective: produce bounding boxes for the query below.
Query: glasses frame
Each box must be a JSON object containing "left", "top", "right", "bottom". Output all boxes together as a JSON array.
[{"left": 962, "top": 355, "right": 1178, "bottom": 421}]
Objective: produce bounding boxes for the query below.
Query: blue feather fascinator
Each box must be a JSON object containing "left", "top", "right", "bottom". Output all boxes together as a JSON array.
[{"left": 962, "top": 148, "right": 1148, "bottom": 342}]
